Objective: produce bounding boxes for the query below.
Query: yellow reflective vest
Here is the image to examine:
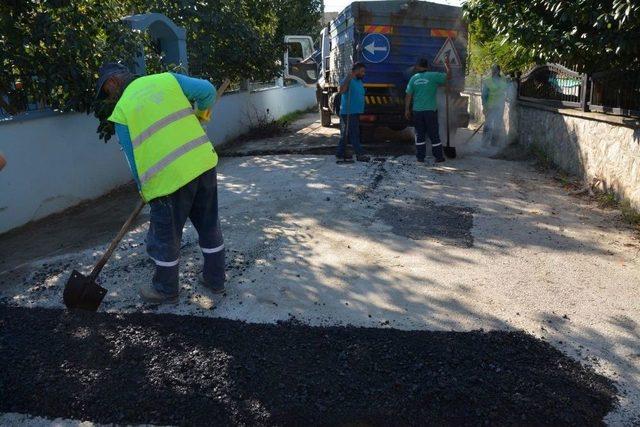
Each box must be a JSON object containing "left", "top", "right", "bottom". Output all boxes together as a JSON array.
[
  {"left": 109, "top": 73, "right": 218, "bottom": 202},
  {"left": 483, "top": 77, "right": 508, "bottom": 109}
]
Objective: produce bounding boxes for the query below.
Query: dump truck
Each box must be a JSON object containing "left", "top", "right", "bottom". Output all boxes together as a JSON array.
[{"left": 284, "top": 0, "right": 469, "bottom": 135}]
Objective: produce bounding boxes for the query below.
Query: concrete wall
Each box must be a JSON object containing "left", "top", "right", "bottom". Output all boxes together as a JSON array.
[
  {"left": 206, "top": 83, "right": 316, "bottom": 143},
  {"left": 0, "top": 84, "right": 316, "bottom": 233},
  {"left": 463, "top": 90, "right": 483, "bottom": 123},
  {"left": 518, "top": 102, "right": 640, "bottom": 208}
]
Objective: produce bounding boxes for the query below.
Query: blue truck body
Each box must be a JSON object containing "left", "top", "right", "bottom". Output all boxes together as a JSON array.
[{"left": 317, "top": 1, "right": 468, "bottom": 130}]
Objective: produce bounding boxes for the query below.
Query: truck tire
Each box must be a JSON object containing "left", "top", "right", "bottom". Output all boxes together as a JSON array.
[{"left": 320, "top": 104, "right": 332, "bottom": 127}]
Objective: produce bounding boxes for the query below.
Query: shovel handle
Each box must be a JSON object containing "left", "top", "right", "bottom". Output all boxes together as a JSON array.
[
  {"left": 445, "top": 82, "right": 450, "bottom": 148},
  {"left": 88, "top": 200, "right": 145, "bottom": 281},
  {"left": 217, "top": 79, "right": 231, "bottom": 99},
  {"left": 466, "top": 121, "right": 485, "bottom": 144}
]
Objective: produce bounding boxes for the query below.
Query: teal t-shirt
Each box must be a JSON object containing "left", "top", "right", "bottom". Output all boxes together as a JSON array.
[
  {"left": 406, "top": 71, "right": 447, "bottom": 111},
  {"left": 339, "top": 78, "right": 365, "bottom": 115}
]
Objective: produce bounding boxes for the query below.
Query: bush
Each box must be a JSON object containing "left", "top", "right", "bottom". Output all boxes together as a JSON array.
[{"left": 620, "top": 200, "right": 640, "bottom": 226}]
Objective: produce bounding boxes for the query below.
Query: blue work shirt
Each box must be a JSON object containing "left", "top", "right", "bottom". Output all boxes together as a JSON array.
[
  {"left": 339, "top": 77, "right": 365, "bottom": 115},
  {"left": 114, "top": 73, "right": 216, "bottom": 188}
]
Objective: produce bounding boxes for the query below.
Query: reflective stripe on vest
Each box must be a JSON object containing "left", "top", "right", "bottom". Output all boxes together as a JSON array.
[
  {"left": 132, "top": 107, "right": 193, "bottom": 148},
  {"left": 108, "top": 73, "right": 218, "bottom": 202},
  {"left": 139, "top": 134, "right": 209, "bottom": 184}
]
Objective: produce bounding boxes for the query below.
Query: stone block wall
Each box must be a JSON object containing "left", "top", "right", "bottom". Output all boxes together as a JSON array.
[{"left": 518, "top": 103, "right": 640, "bottom": 209}]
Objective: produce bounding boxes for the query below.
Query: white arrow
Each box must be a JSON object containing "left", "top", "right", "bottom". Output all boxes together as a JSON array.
[{"left": 364, "top": 42, "right": 387, "bottom": 55}]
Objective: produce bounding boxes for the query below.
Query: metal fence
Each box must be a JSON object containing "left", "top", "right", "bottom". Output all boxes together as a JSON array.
[
  {"left": 0, "top": 87, "right": 49, "bottom": 119},
  {"left": 589, "top": 69, "right": 640, "bottom": 117},
  {"left": 1, "top": 76, "right": 297, "bottom": 120},
  {"left": 517, "top": 63, "right": 640, "bottom": 118}
]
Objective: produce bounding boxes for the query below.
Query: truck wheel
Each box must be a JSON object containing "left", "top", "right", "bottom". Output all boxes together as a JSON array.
[{"left": 320, "top": 105, "right": 332, "bottom": 127}]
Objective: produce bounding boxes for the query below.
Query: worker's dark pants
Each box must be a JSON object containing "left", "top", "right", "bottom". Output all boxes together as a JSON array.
[
  {"left": 413, "top": 110, "right": 444, "bottom": 161},
  {"left": 483, "top": 104, "right": 505, "bottom": 145},
  {"left": 337, "top": 114, "right": 364, "bottom": 157},
  {"left": 147, "top": 167, "right": 225, "bottom": 296}
]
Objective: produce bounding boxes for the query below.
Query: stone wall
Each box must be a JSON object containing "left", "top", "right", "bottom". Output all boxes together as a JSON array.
[{"left": 518, "top": 102, "right": 640, "bottom": 208}]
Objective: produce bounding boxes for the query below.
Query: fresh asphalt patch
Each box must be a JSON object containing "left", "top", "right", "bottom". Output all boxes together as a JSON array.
[
  {"left": 377, "top": 199, "right": 475, "bottom": 247},
  {"left": 1, "top": 305, "right": 616, "bottom": 426}
]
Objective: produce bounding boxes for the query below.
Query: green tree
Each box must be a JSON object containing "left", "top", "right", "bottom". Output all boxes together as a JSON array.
[
  {"left": 466, "top": 18, "right": 536, "bottom": 81},
  {"left": 131, "top": 0, "right": 322, "bottom": 83},
  {"left": 0, "top": 0, "right": 141, "bottom": 115},
  {"left": 1, "top": 0, "right": 323, "bottom": 142},
  {"left": 272, "top": 0, "right": 324, "bottom": 41},
  {"left": 463, "top": 0, "right": 640, "bottom": 71}
]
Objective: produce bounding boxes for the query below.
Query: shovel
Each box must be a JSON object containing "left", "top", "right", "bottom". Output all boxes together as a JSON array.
[
  {"left": 63, "top": 200, "right": 145, "bottom": 311},
  {"left": 443, "top": 80, "right": 457, "bottom": 159}
]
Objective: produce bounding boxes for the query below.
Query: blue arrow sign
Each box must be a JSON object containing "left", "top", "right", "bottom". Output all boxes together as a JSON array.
[{"left": 362, "top": 33, "right": 390, "bottom": 63}]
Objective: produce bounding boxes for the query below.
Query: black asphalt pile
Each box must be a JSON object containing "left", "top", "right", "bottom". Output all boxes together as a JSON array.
[
  {"left": 0, "top": 305, "right": 616, "bottom": 426},
  {"left": 377, "top": 199, "right": 475, "bottom": 247}
]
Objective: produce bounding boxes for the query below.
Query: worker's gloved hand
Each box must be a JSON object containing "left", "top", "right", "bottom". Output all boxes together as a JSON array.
[{"left": 195, "top": 108, "right": 212, "bottom": 124}]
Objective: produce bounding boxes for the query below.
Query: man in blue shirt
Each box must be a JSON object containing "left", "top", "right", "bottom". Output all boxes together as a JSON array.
[{"left": 337, "top": 62, "right": 370, "bottom": 162}]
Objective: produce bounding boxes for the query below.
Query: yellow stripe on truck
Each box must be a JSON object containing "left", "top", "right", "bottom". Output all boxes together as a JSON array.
[
  {"left": 431, "top": 28, "right": 458, "bottom": 38},
  {"left": 364, "top": 25, "right": 393, "bottom": 34}
]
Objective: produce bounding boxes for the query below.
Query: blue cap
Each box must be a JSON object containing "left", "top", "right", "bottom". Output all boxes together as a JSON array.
[{"left": 95, "top": 63, "right": 130, "bottom": 99}]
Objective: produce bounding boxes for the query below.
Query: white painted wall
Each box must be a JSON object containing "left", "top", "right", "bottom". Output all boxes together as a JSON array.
[
  {"left": 206, "top": 83, "right": 316, "bottom": 143},
  {"left": 0, "top": 84, "right": 316, "bottom": 233}
]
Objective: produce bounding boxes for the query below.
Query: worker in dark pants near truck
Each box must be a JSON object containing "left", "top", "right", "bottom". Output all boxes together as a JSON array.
[
  {"left": 96, "top": 63, "right": 225, "bottom": 304},
  {"left": 337, "top": 62, "right": 370, "bottom": 162},
  {"left": 405, "top": 57, "right": 451, "bottom": 163}
]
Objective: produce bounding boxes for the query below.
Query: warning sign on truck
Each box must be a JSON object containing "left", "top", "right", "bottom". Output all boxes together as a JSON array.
[{"left": 433, "top": 37, "right": 461, "bottom": 68}]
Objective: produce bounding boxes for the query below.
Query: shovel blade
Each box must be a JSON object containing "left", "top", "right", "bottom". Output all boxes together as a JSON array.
[
  {"left": 63, "top": 270, "right": 107, "bottom": 311},
  {"left": 444, "top": 146, "right": 457, "bottom": 159}
]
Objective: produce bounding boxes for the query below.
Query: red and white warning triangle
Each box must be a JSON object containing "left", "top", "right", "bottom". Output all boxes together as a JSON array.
[{"left": 433, "top": 37, "right": 461, "bottom": 67}]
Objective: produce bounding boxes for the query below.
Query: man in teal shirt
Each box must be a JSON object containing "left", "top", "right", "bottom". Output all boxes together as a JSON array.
[
  {"left": 337, "top": 62, "right": 369, "bottom": 162},
  {"left": 405, "top": 57, "right": 450, "bottom": 163}
]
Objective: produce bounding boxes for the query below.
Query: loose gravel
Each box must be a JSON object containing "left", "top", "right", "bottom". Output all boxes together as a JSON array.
[
  {"left": 377, "top": 199, "right": 475, "bottom": 247},
  {"left": 0, "top": 305, "right": 616, "bottom": 426}
]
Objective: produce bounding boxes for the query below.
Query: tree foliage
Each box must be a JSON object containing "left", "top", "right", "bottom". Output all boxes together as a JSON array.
[
  {"left": 0, "top": 0, "right": 323, "bottom": 117},
  {"left": 0, "top": 0, "right": 141, "bottom": 115},
  {"left": 463, "top": 0, "right": 640, "bottom": 72},
  {"left": 466, "top": 18, "right": 536, "bottom": 80}
]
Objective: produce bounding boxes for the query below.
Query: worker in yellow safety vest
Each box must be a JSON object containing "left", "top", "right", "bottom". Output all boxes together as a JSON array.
[
  {"left": 96, "top": 63, "right": 225, "bottom": 304},
  {"left": 481, "top": 64, "right": 508, "bottom": 145}
]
